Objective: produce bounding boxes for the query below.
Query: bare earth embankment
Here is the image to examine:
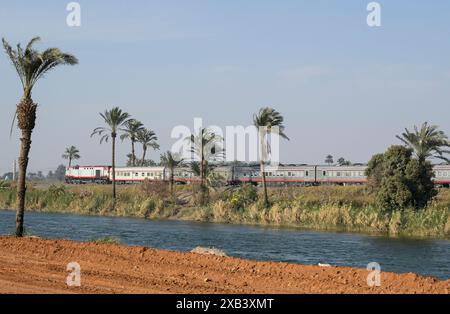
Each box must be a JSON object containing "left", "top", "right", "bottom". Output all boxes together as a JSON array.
[{"left": 0, "top": 236, "right": 448, "bottom": 294}]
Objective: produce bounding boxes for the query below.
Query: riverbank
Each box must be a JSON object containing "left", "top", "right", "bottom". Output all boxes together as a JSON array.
[
  {"left": 1, "top": 184, "right": 449, "bottom": 238},
  {"left": 0, "top": 236, "right": 448, "bottom": 294}
]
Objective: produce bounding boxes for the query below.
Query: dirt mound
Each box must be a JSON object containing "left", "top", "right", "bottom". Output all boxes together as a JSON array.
[{"left": 0, "top": 236, "right": 448, "bottom": 294}]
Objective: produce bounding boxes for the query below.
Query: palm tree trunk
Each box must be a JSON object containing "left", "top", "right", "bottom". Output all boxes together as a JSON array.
[
  {"left": 259, "top": 133, "right": 269, "bottom": 208},
  {"left": 69, "top": 157, "right": 72, "bottom": 168},
  {"left": 260, "top": 160, "right": 269, "bottom": 208},
  {"left": 15, "top": 97, "right": 37, "bottom": 237},
  {"left": 131, "top": 141, "right": 136, "bottom": 167},
  {"left": 16, "top": 129, "right": 32, "bottom": 236},
  {"left": 112, "top": 135, "right": 116, "bottom": 208},
  {"left": 142, "top": 146, "right": 147, "bottom": 165},
  {"left": 170, "top": 168, "right": 174, "bottom": 196}
]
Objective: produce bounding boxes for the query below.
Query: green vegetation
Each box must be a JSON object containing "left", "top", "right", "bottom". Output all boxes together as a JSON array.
[
  {"left": 367, "top": 145, "right": 437, "bottom": 211},
  {"left": 1, "top": 183, "right": 449, "bottom": 238},
  {"left": 0, "top": 180, "right": 11, "bottom": 189},
  {"left": 365, "top": 123, "right": 450, "bottom": 213},
  {"left": 91, "top": 236, "right": 121, "bottom": 245}
]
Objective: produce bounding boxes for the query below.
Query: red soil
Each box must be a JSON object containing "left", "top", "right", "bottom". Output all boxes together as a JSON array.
[{"left": 0, "top": 236, "right": 448, "bottom": 294}]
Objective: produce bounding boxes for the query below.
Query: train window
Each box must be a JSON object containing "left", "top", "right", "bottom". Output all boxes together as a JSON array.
[
  {"left": 323, "top": 171, "right": 326, "bottom": 176},
  {"left": 288, "top": 172, "right": 291, "bottom": 176},
  {"left": 337, "top": 172, "right": 341, "bottom": 177},
  {"left": 305, "top": 171, "right": 309, "bottom": 177}
]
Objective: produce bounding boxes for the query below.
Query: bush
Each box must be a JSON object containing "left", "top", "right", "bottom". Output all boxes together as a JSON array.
[
  {"left": 228, "top": 184, "right": 258, "bottom": 211},
  {"left": 367, "top": 145, "right": 437, "bottom": 211}
]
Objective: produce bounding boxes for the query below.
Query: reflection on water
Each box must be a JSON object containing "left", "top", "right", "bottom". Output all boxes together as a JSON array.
[{"left": 0, "top": 210, "right": 448, "bottom": 279}]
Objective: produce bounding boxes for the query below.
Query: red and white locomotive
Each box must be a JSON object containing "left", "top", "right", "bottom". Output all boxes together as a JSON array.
[{"left": 65, "top": 166, "right": 111, "bottom": 184}]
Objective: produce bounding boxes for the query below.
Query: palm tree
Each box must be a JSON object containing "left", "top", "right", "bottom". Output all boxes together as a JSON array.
[
  {"left": 160, "top": 151, "right": 183, "bottom": 195},
  {"left": 91, "top": 107, "right": 130, "bottom": 205},
  {"left": 253, "top": 107, "right": 289, "bottom": 208},
  {"left": 62, "top": 146, "right": 81, "bottom": 167},
  {"left": 2, "top": 37, "right": 78, "bottom": 237},
  {"left": 137, "top": 128, "right": 159, "bottom": 165},
  {"left": 120, "top": 119, "right": 144, "bottom": 167},
  {"left": 325, "top": 155, "right": 333, "bottom": 166},
  {"left": 186, "top": 128, "right": 224, "bottom": 188},
  {"left": 396, "top": 122, "right": 450, "bottom": 164},
  {"left": 337, "top": 157, "right": 352, "bottom": 166},
  {"left": 186, "top": 128, "right": 223, "bottom": 205}
]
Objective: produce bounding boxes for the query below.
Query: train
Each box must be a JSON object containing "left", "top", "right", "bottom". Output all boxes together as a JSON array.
[{"left": 64, "top": 164, "right": 450, "bottom": 187}]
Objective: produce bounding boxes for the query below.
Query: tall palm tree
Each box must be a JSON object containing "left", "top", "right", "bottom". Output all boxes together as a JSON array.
[
  {"left": 396, "top": 122, "right": 450, "bottom": 164},
  {"left": 120, "top": 119, "right": 144, "bottom": 167},
  {"left": 137, "top": 128, "right": 159, "bottom": 165},
  {"left": 160, "top": 151, "right": 183, "bottom": 195},
  {"left": 2, "top": 37, "right": 78, "bottom": 237},
  {"left": 253, "top": 107, "right": 289, "bottom": 208},
  {"left": 62, "top": 146, "right": 81, "bottom": 167},
  {"left": 186, "top": 128, "right": 223, "bottom": 205},
  {"left": 186, "top": 128, "right": 223, "bottom": 188},
  {"left": 91, "top": 107, "right": 130, "bottom": 205}
]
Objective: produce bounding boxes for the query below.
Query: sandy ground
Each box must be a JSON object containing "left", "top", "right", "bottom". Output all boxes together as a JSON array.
[{"left": 0, "top": 236, "right": 448, "bottom": 294}]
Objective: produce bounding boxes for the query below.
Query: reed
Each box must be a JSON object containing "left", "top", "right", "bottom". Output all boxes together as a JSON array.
[{"left": 0, "top": 183, "right": 448, "bottom": 238}]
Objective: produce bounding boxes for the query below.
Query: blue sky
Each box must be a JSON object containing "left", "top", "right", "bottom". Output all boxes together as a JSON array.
[{"left": 1, "top": 0, "right": 450, "bottom": 174}]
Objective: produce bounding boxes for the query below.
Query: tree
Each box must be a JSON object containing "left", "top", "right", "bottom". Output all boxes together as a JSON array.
[
  {"left": 54, "top": 165, "right": 66, "bottom": 181},
  {"left": 62, "top": 145, "right": 80, "bottom": 167},
  {"left": 186, "top": 128, "right": 224, "bottom": 205},
  {"left": 120, "top": 119, "right": 144, "bottom": 167},
  {"left": 325, "top": 155, "right": 334, "bottom": 165},
  {"left": 366, "top": 145, "right": 437, "bottom": 211},
  {"left": 2, "top": 36, "right": 78, "bottom": 236},
  {"left": 337, "top": 157, "right": 351, "bottom": 166},
  {"left": 365, "top": 153, "right": 384, "bottom": 191},
  {"left": 91, "top": 107, "right": 130, "bottom": 206},
  {"left": 396, "top": 122, "right": 450, "bottom": 164},
  {"left": 126, "top": 153, "right": 156, "bottom": 167},
  {"left": 253, "top": 107, "right": 289, "bottom": 208},
  {"left": 136, "top": 128, "right": 159, "bottom": 165},
  {"left": 160, "top": 151, "right": 183, "bottom": 195}
]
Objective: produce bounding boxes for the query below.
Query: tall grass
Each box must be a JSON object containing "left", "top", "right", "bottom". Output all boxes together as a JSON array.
[{"left": 0, "top": 183, "right": 449, "bottom": 238}]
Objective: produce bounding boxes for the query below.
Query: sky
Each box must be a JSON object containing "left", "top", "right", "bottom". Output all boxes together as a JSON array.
[{"left": 1, "top": 0, "right": 450, "bottom": 174}]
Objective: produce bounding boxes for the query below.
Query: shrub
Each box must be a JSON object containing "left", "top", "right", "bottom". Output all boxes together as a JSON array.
[
  {"left": 228, "top": 184, "right": 258, "bottom": 211},
  {"left": 367, "top": 145, "right": 437, "bottom": 211}
]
